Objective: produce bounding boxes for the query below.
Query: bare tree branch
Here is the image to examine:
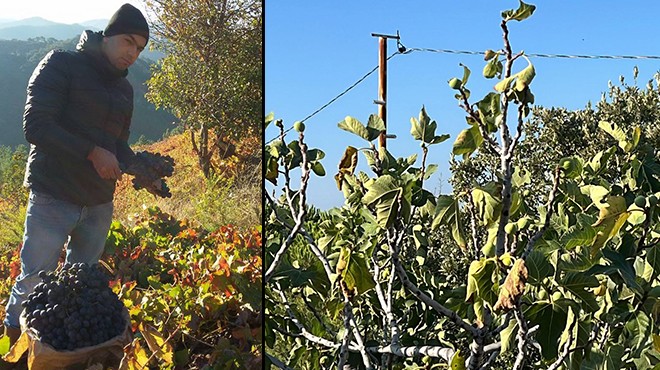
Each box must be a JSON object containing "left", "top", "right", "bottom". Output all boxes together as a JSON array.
[
  {"left": 512, "top": 303, "right": 529, "bottom": 370},
  {"left": 369, "top": 345, "right": 455, "bottom": 362}
]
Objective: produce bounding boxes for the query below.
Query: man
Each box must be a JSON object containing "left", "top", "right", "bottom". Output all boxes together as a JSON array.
[{"left": 2, "top": 3, "right": 149, "bottom": 349}]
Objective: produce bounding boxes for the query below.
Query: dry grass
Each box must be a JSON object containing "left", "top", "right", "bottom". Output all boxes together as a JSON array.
[{"left": 113, "top": 131, "right": 261, "bottom": 231}]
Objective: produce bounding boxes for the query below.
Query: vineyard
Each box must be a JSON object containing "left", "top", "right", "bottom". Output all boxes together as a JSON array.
[{"left": 0, "top": 132, "right": 262, "bottom": 369}]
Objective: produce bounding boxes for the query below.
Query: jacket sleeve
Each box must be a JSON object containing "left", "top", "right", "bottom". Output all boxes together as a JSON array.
[
  {"left": 116, "top": 84, "right": 136, "bottom": 166},
  {"left": 23, "top": 50, "right": 95, "bottom": 159}
]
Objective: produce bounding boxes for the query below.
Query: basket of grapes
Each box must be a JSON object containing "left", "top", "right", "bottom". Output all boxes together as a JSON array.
[{"left": 3, "top": 263, "right": 131, "bottom": 370}]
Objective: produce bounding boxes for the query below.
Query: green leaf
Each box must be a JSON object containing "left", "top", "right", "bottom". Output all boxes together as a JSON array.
[
  {"left": 452, "top": 125, "right": 483, "bottom": 159},
  {"left": 599, "top": 121, "right": 633, "bottom": 152},
  {"left": 604, "top": 345, "right": 625, "bottom": 370},
  {"left": 646, "top": 245, "right": 660, "bottom": 281},
  {"left": 311, "top": 162, "right": 326, "bottom": 176},
  {"left": 594, "top": 248, "right": 643, "bottom": 293},
  {"left": 587, "top": 147, "right": 617, "bottom": 175},
  {"left": 465, "top": 258, "right": 499, "bottom": 305},
  {"left": 306, "top": 148, "right": 325, "bottom": 162},
  {"left": 525, "top": 250, "right": 554, "bottom": 281},
  {"left": 366, "top": 114, "right": 385, "bottom": 141},
  {"left": 476, "top": 93, "right": 501, "bottom": 133},
  {"left": 338, "top": 116, "right": 371, "bottom": 141},
  {"left": 363, "top": 175, "right": 408, "bottom": 228},
  {"left": 265, "top": 112, "right": 275, "bottom": 127},
  {"left": 265, "top": 156, "right": 279, "bottom": 185},
  {"left": 431, "top": 195, "right": 466, "bottom": 249},
  {"left": 268, "top": 139, "right": 287, "bottom": 158},
  {"left": 285, "top": 140, "right": 303, "bottom": 169},
  {"left": 526, "top": 302, "right": 568, "bottom": 360},
  {"left": 558, "top": 246, "right": 598, "bottom": 272},
  {"left": 276, "top": 260, "right": 320, "bottom": 288},
  {"left": 483, "top": 55, "right": 502, "bottom": 79},
  {"left": 409, "top": 106, "right": 447, "bottom": 145},
  {"left": 460, "top": 63, "right": 471, "bottom": 87},
  {"left": 638, "top": 156, "right": 660, "bottom": 193},
  {"left": 501, "top": 0, "right": 536, "bottom": 22},
  {"left": 471, "top": 183, "right": 502, "bottom": 226},
  {"left": 561, "top": 224, "right": 596, "bottom": 250},
  {"left": 494, "top": 75, "right": 516, "bottom": 92},
  {"left": 512, "top": 167, "right": 531, "bottom": 188},
  {"left": 624, "top": 311, "right": 651, "bottom": 358},
  {"left": 410, "top": 107, "right": 430, "bottom": 141},
  {"left": 560, "top": 272, "right": 600, "bottom": 312},
  {"left": 499, "top": 320, "right": 518, "bottom": 353},
  {"left": 363, "top": 175, "right": 398, "bottom": 206}
]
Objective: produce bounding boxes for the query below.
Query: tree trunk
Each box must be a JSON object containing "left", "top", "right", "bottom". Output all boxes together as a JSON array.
[{"left": 190, "top": 123, "right": 213, "bottom": 178}]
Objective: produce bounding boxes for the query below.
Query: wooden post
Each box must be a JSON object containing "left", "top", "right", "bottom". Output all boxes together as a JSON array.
[
  {"left": 371, "top": 33, "right": 400, "bottom": 151},
  {"left": 378, "top": 36, "right": 387, "bottom": 150}
]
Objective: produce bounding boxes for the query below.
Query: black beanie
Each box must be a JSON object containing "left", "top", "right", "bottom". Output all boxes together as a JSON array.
[{"left": 104, "top": 4, "right": 149, "bottom": 43}]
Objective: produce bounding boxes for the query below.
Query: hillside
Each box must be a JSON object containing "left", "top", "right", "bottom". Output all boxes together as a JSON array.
[
  {"left": 0, "top": 37, "right": 175, "bottom": 148},
  {"left": 113, "top": 131, "right": 262, "bottom": 231}
]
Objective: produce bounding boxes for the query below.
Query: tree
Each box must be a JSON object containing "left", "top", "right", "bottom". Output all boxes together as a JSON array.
[
  {"left": 265, "top": 2, "right": 660, "bottom": 369},
  {"left": 145, "top": 0, "right": 262, "bottom": 177}
]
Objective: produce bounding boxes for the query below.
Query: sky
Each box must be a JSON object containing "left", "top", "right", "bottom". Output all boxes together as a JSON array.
[
  {"left": 0, "top": 0, "right": 148, "bottom": 24},
  {"left": 265, "top": 1, "right": 660, "bottom": 210}
]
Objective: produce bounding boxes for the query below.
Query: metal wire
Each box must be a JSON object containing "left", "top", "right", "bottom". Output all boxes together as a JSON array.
[{"left": 266, "top": 45, "right": 660, "bottom": 144}]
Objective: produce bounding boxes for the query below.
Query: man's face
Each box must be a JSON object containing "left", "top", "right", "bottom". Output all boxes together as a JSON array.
[{"left": 101, "top": 34, "right": 147, "bottom": 70}]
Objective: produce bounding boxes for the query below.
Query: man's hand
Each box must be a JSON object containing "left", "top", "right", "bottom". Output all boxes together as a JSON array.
[{"left": 87, "top": 146, "right": 123, "bottom": 180}]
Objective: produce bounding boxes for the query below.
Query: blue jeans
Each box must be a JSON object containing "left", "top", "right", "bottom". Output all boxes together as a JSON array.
[{"left": 3, "top": 190, "right": 113, "bottom": 328}]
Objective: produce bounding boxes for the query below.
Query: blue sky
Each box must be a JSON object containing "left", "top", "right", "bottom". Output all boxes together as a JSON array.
[{"left": 267, "top": 1, "right": 660, "bottom": 209}]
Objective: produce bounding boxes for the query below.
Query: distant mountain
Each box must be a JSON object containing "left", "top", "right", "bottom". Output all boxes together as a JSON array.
[
  {"left": 0, "top": 17, "right": 165, "bottom": 61},
  {"left": 0, "top": 17, "right": 61, "bottom": 28},
  {"left": 0, "top": 17, "right": 92, "bottom": 40},
  {"left": 0, "top": 37, "right": 177, "bottom": 148}
]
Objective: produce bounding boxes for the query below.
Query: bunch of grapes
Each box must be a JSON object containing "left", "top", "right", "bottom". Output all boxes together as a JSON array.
[
  {"left": 121, "top": 151, "right": 175, "bottom": 198},
  {"left": 21, "top": 263, "right": 126, "bottom": 351}
]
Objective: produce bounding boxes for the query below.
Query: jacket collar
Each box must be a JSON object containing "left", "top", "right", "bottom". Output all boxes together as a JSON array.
[{"left": 76, "top": 30, "right": 128, "bottom": 80}]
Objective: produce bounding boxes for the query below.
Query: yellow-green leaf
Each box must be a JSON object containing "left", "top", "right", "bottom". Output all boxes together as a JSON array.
[
  {"left": 338, "top": 116, "right": 370, "bottom": 141},
  {"left": 501, "top": 0, "right": 536, "bottom": 22},
  {"left": 494, "top": 75, "right": 516, "bottom": 92},
  {"left": 450, "top": 349, "right": 466, "bottom": 370},
  {"left": 591, "top": 196, "right": 629, "bottom": 256},
  {"left": 514, "top": 60, "right": 535, "bottom": 91},
  {"left": 141, "top": 324, "right": 174, "bottom": 364},
  {"left": 453, "top": 125, "right": 483, "bottom": 159}
]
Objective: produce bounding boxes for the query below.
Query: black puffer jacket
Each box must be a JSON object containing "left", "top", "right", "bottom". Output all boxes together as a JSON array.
[{"left": 23, "top": 31, "right": 135, "bottom": 206}]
